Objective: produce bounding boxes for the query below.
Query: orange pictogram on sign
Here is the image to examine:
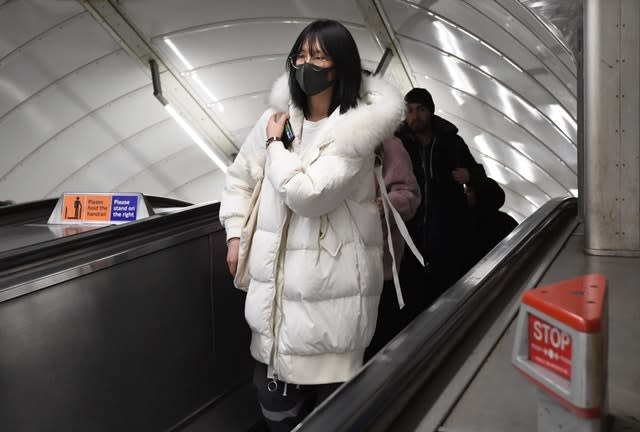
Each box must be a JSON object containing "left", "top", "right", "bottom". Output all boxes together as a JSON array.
[{"left": 62, "top": 194, "right": 111, "bottom": 222}]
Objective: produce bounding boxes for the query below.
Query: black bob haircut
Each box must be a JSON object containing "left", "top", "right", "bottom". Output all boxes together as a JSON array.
[{"left": 286, "top": 20, "right": 362, "bottom": 117}]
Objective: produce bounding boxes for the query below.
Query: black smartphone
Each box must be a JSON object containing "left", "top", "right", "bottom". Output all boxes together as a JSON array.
[{"left": 282, "top": 119, "right": 295, "bottom": 149}]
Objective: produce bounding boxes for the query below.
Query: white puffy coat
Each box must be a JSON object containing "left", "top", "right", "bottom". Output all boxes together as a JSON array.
[{"left": 219, "top": 74, "right": 404, "bottom": 384}]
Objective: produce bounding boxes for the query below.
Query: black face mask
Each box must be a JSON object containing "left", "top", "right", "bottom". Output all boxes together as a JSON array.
[{"left": 295, "top": 63, "right": 335, "bottom": 96}]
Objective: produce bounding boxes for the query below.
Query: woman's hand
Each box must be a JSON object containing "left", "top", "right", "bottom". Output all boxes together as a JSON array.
[
  {"left": 226, "top": 238, "right": 240, "bottom": 277},
  {"left": 266, "top": 112, "right": 290, "bottom": 139}
]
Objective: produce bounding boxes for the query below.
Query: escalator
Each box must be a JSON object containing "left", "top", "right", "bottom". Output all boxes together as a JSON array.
[
  {"left": 296, "top": 196, "right": 580, "bottom": 431},
  {"left": 0, "top": 199, "right": 261, "bottom": 431},
  {"left": 2, "top": 196, "right": 597, "bottom": 431}
]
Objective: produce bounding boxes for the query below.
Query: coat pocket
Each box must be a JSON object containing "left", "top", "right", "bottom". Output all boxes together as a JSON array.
[{"left": 319, "top": 215, "right": 342, "bottom": 257}]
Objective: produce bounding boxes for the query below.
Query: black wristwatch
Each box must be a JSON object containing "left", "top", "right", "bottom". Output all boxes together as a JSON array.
[{"left": 265, "top": 136, "right": 281, "bottom": 148}]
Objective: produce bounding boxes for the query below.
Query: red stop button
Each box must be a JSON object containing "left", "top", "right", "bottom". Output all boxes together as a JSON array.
[{"left": 528, "top": 314, "right": 572, "bottom": 380}]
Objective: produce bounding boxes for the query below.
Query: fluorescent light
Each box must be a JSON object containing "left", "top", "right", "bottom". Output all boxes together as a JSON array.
[
  {"left": 164, "top": 37, "right": 224, "bottom": 112},
  {"left": 164, "top": 37, "right": 194, "bottom": 70},
  {"left": 165, "top": 104, "right": 228, "bottom": 173},
  {"left": 192, "top": 73, "right": 224, "bottom": 112},
  {"left": 161, "top": 38, "right": 228, "bottom": 170}
]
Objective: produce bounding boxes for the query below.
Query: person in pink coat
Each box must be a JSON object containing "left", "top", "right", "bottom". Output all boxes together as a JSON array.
[{"left": 366, "top": 135, "right": 421, "bottom": 360}]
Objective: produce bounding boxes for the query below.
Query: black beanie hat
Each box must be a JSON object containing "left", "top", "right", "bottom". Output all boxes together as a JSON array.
[{"left": 404, "top": 88, "right": 435, "bottom": 113}]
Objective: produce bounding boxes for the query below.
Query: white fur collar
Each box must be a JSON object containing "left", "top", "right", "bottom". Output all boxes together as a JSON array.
[{"left": 268, "top": 73, "right": 405, "bottom": 157}]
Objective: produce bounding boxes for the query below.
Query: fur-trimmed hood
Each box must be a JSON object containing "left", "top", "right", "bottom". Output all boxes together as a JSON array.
[{"left": 268, "top": 73, "right": 405, "bottom": 157}]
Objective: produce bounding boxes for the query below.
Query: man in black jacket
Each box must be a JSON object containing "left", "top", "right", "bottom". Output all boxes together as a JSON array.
[{"left": 397, "top": 88, "right": 486, "bottom": 307}]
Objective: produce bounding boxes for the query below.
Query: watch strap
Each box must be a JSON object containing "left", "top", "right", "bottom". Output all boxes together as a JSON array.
[{"left": 265, "top": 136, "right": 281, "bottom": 147}]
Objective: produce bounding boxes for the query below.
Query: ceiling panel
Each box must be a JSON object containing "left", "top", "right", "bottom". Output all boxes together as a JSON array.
[
  {"left": 381, "top": 0, "right": 576, "bottom": 120},
  {"left": 461, "top": 0, "right": 576, "bottom": 91},
  {"left": 48, "top": 119, "right": 190, "bottom": 198},
  {"left": 509, "top": 0, "right": 579, "bottom": 68},
  {"left": 0, "top": 49, "right": 152, "bottom": 177},
  {"left": 0, "top": 0, "right": 83, "bottom": 58},
  {"left": 0, "top": 0, "right": 578, "bottom": 217},
  {"left": 418, "top": 80, "right": 577, "bottom": 193},
  {"left": 463, "top": 126, "right": 569, "bottom": 196},
  {"left": 116, "top": 145, "right": 213, "bottom": 200},
  {"left": 409, "top": 68, "right": 577, "bottom": 169},
  {"left": 503, "top": 187, "right": 537, "bottom": 219},
  {"left": 0, "top": 15, "right": 130, "bottom": 174},
  {"left": 400, "top": 37, "right": 576, "bottom": 145},
  {"left": 171, "top": 169, "right": 227, "bottom": 203},
  {"left": 0, "top": 87, "right": 170, "bottom": 201},
  {"left": 115, "top": 0, "right": 367, "bottom": 39},
  {"left": 0, "top": 12, "right": 119, "bottom": 107}
]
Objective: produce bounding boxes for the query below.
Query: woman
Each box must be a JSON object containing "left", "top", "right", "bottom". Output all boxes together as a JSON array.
[
  {"left": 365, "top": 136, "right": 421, "bottom": 361},
  {"left": 219, "top": 19, "right": 404, "bottom": 431}
]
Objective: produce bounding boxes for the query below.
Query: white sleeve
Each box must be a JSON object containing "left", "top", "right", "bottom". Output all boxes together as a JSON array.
[
  {"left": 265, "top": 141, "right": 368, "bottom": 218},
  {"left": 219, "top": 110, "right": 272, "bottom": 240}
]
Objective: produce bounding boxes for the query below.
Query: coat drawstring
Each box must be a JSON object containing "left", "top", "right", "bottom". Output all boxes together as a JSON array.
[{"left": 374, "top": 165, "right": 425, "bottom": 309}]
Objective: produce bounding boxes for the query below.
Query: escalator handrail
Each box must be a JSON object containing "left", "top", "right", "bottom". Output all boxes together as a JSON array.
[
  {"left": 0, "top": 198, "right": 58, "bottom": 226},
  {"left": 296, "top": 196, "right": 578, "bottom": 431},
  {"left": 0, "top": 201, "right": 220, "bottom": 276}
]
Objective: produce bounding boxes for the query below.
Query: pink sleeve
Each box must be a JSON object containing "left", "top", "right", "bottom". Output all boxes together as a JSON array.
[{"left": 381, "top": 136, "right": 421, "bottom": 224}]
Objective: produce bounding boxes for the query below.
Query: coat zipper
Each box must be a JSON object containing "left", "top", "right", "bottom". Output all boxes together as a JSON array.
[
  {"left": 422, "top": 135, "right": 437, "bottom": 228},
  {"left": 268, "top": 207, "right": 292, "bottom": 390}
]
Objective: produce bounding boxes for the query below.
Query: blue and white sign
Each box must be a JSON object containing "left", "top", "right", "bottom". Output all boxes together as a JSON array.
[{"left": 111, "top": 195, "right": 139, "bottom": 221}]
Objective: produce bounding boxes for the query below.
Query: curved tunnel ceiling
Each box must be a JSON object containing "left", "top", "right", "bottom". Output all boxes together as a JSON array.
[{"left": 0, "top": 0, "right": 578, "bottom": 221}]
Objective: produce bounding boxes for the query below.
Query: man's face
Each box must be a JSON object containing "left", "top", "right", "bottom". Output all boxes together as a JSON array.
[{"left": 406, "top": 103, "right": 431, "bottom": 133}]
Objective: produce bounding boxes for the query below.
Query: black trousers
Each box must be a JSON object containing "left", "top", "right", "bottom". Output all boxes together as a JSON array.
[{"left": 253, "top": 362, "right": 341, "bottom": 432}]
